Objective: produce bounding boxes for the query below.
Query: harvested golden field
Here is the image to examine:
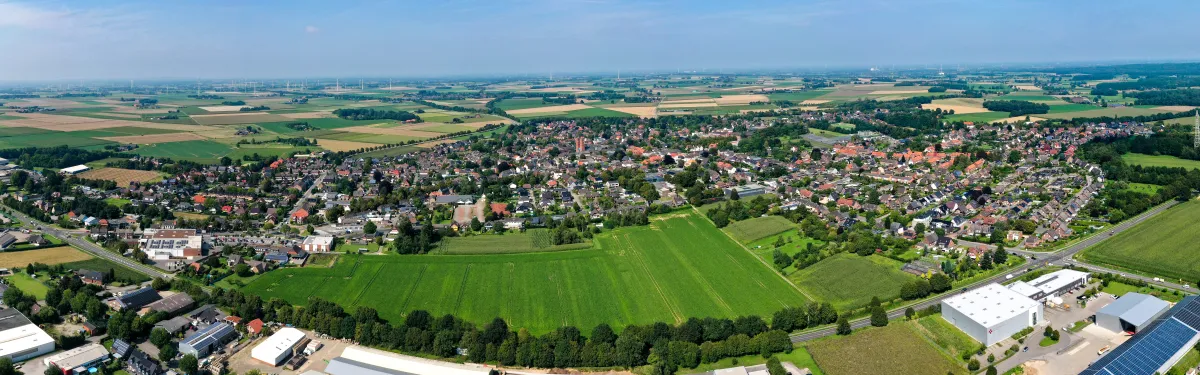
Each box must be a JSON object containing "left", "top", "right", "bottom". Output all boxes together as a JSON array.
[
  {"left": 339, "top": 125, "right": 443, "bottom": 138},
  {"left": 921, "top": 98, "right": 989, "bottom": 114},
  {"left": 0, "top": 247, "right": 93, "bottom": 268},
  {"left": 0, "top": 113, "right": 144, "bottom": 131},
  {"left": 416, "top": 139, "right": 461, "bottom": 148},
  {"left": 801, "top": 99, "right": 831, "bottom": 105},
  {"left": 994, "top": 116, "right": 1046, "bottom": 124},
  {"left": 77, "top": 167, "right": 162, "bottom": 186},
  {"left": 1014, "top": 85, "right": 1040, "bottom": 91},
  {"left": 199, "top": 105, "right": 250, "bottom": 112},
  {"left": 189, "top": 113, "right": 291, "bottom": 125},
  {"left": 660, "top": 102, "right": 718, "bottom": 108},
  {"left": 99, "top": 132, "right": 207, "bottom": 144},
  {"left": 660, "top": 98, "right": 715, "bottom": 104},
  {"left": 94, "top": 112, "right": 142, "bottom": 119},
  {"left": 317, "top": 139, "right": 381, "bottom": 152},
  {"left": 505, "top": 104, "right": 593, "bottom": 115},
  {"left": 603, "top": 105, "right": 658, "bottom": 118},
  {"left": 280, "top": 112, "right": 331, "bottom": 119},
  {"left": 1154, "top": 106, "right": 1197, "bottom": 112},
  {"left": 869, "top": 90, "right": 930, "bottom": 94},
  {"left": 714, "top": 94, "right": 769, "bottom": 105}
]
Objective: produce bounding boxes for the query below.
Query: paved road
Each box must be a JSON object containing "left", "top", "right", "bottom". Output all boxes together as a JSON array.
[
  {"left": 4, "top": 206, "right": 172, "bottom": 281},
  {"left": 790, "top": 200, "right": 1182, "bottom": 343}
]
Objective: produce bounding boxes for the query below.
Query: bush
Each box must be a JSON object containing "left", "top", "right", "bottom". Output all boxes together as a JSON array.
[{"left": 968, "top": 359, "right": 980, "bottom": 371}]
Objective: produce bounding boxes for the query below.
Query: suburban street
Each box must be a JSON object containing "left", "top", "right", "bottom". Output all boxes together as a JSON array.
[
  {"left": 790, "top": 199, "right": 1184, "bottom": 343},
  {"left": 3, "top": 206, "right": 173, "bottom": 280}
]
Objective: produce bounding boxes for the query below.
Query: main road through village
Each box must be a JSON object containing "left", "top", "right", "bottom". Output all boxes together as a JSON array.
[{"left": 790, "top": 200, "right": 1184, "bottom": 343}]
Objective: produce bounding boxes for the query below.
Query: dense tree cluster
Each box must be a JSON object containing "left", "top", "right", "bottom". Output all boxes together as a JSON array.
[
  {"left": 1130, "top": 88, "right": 1200, "bottom": 106},
  {"left": 982, "top": 100, "right": 1050, "bottom": 116},
  {"left": 704, "top": 197, "right": 773, "bottom": 228},
  {"left": 0, "top": 145, "right": 125, "bottom": 168},
  {"left": 333, "top": 108, "right": 421, "bottom": 122}
]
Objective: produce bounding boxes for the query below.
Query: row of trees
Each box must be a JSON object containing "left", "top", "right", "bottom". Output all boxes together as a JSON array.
[
  {"left": 333, "top": 108, "right": 421, "bottom": 122},
  {"left": 982, "top": 100, "right": 1050, "bottom": 116}
]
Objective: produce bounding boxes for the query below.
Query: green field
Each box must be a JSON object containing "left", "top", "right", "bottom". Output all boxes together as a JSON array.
[
  {"left": 62, "top": 258, "right": 152, "bottom": 283},
  {"left": 1046, "top": 103, "right": 1102, "bottom": 114},
  {"left": 0, "top": 115, "right": 24, "bottom": 120},
  {"left": 436, "top": 229, "right": 593, "bottom": 254},
  {"left": 132, "top": 140, "right": 235, "bottom": 162},
  {"left": 0, "top": 127, "right": 55, "bottom": 137},
  {"left": 1080, "top": 200, "right": 1200, "bottom": 282},
  {"left": 319, "top": 131, "right": 426, "bottom": 144},
  {"left": 684, "top": 347, "right": 825, "bottom": 375},
  {"left": 914, "top": 315, "right": 979, "bottom": 360},
  {"left": 412, "top": 124, "right": 477, "bottom": 133},
  {"left": 517, "top": 107, "right": 635, "bottom": 119},
  {"left": 944, "top": 111, "right": 1010, "bottom": 123},
  {"left": 807, "top": 323, "right": 964, "bottom": 375},
  {"left": 496, "top": 98, "right": 558, "bottom": 111},
  {"left": 0, "top": 132, "right": 115, "bottom": 149},
  {"left": 792, "top": 253, "right": 916, "bottom": 310},
  {"left": 1040, "top": 106, "right": 1173, "bottom": 120},
  {"left": 7, "top": 273, "right": 49, "bottom": 299},
  {"left": 767, "top": 90, "right": 833, "bottom": 103},
  {"left": 1102, "top": 281, "right": 1185, "bottom": 303},
  {"left": 1126, "top": 182, "right": 1163, "bottom": 195},
  {"left": 724, "top": 216, "right": 795, "bottom": 243},
  {"left": 1122, "top": 153, "right": 1200, "bottom": 170},
  {"left": 244, "top": 211, "right": 809, "bottom": 333}
]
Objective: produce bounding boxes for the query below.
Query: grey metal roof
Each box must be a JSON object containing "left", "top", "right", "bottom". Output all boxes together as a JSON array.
[
  {"left": 1098, "top": 293, "right": 1172, "bottom": 328},
  {"left": 325, "top": 357, "right": 416, "bottom": 375}
]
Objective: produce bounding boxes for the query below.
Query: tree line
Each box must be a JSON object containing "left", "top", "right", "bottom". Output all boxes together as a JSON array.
[
  {"left": 333, "top": 108, "right": 421, "bottom": 122},
  {"left": 982, "top": 100, "right": 1050, "bottom": 116}
]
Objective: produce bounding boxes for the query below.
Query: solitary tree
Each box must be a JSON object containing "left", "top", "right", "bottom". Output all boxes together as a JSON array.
[
  {"left": 836, "top": 317, "right": 852, "bottom": 335},
  {"left": 870, "top": 306, "right": 889, "bottom": 327},
  {"left": 179, "top": 354, "right": 198, "bottom": 375}
]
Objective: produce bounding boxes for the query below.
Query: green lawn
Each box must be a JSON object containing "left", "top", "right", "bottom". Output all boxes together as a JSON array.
[
  {"left": 913, "top": 315, "right": 979, "bottom": 361},
  {"left": 767, "top": 90, "right": 833, "bottom": 103},
  {"left": 1101, "top": 281, "right": 1185, "bottom": 303},
  {"left": 1040, "top": 106, "right": 1173, "bottom": 120},
  {"left": 724, "top": 216, "right": 796, "bottom": 243},
  {"left": 436, "top": 229, "right": 593, "bottom": 255},
  {"left": 944, "top": 111, "right": 1010, "bottom": 123},
  {"left": 8, "top": 273, "right": 49, "bottom": 299},
  {"left": 105, "top": 198, "right": 132, "bottom": 207},
  {"left": 132, "top": 140, "right": 234, "bottom": 163},
  {"left": 807, "top": 323, "right": 964, "bottom": 375},
  {"left": 792, "top": 253, "right": 917, "bottom": 310},
  {"left": 1126, "top": 182, "right": 1163, "bottom": 195},
  {"left": 1079, "top": 199, "right": 1200, "bottom": 283},
  {"left": 1122, "top": 153, "right": 1200, "bottom": 170},
  {"left": 1046, "top": 104, "right": 1101, "bottom": 114},
  {"left": 0, "top": 132, "right": 116, "bottom": 149},
  {"left": 62, "top": 258, "right": 151, "bottom": 284},
  {"left": 1039, "top": 336, "right": 1059, "bottom": 347},
  {"left": 244, "top": 211, "right": 809, "bottom": 333}
]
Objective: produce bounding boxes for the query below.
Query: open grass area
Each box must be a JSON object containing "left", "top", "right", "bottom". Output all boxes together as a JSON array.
[
  {"left": 1122, "top": 153, "right": 1200, "bottom": 170},
  {"left": 913, "top": 315, "right": 979, "bottom": 361},
  {"left": 1040, "top": 106, "right": 1173, "bottom": 120},
  {"left": 61, "top": 257, "right": 152, "bottom": 284},
  {"left": 1079, "top": 199, "right": 1200, "bottom": 283},
  {"left": 243, "top": 211, "right": 809, "bottom": 333},
  {"left": 7, "top": 273, "right": 49, "bottom": 299},
  {"left": 0, "top": 132, "right": 115, "bottom": 149},
  {"left": 682, "top": 346, "right": 825, "bottom": 375},
  {"left": 792, "top": 253, "right": 916, "bottom": 310},
  {"left": 944, "top": 111, "right": 1010, "bottom": 123},
  {"left": 132, "top": 140, "right": 234, "bottom": 163},
  {"left": 1101, "top": 281, "right": 1185, "bottom": 303},
  {"left": 724, "top": 216, "right": 796, "bottom": 243},
  {"left": 436, "top": 229, "right": 593, "bottom": 254},
  {"left": 495, "top": 98, "right": 558, "bottom": 111},
  {"left": 807, "top": 323, "right": 964, "bottom": 375},
  {"left": 517, "top": 107, "right": 635, "bottom": 119},
  {"left": 1126, "top": 182, "right": 1163, "bottom": 195}
]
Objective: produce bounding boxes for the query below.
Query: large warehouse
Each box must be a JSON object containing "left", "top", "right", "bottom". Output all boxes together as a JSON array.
[
  {"left": 1081, "top": 296, "right": 1200, "bottom": 375},
  {"left": 0, "top": 307, "right": 55, "bottom": 362},
  {"left": 251, "top": 327, "right": 308, "bottom": 366},
  {"left": 1006, "top": 269, "right": 1089, "bottom": 303},
  {"left": 942, "top": 283, "right": 1043, "bottom": 346},
  {"left": 1096, "top": 293, "right": 1171, "bottom": 333}
]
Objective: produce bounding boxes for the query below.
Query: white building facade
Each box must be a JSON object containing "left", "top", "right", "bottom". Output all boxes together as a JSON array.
[{"left": 942, "top": 283, "right": 1043, "bottom": 346}]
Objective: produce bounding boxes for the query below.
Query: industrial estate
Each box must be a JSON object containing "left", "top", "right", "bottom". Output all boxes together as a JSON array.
[{"left": 1, "top": 2, "right": 1200, "bottom": 375}]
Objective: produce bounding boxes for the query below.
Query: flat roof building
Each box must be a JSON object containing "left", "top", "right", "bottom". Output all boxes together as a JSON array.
[
  {"left": 1096, "top": 293, "right": 1171, "bottom": 334},
  {"left": 43, "top": 343, "right": 108, "bottom": 373},
  {"left": 327, "top": 346, "right": 489, "bottom": 375},
  {"left": 0, "top": 307, "right": 56, "bottom": 361},
  {"left": 179, "top": 322, "right": 237, "bottom": 358},
  {"left": 1006, "top": 269, "right": 1088, "bottom": 303},
  {"left": 942, "top": 283, "right": 1043, "bottom": 346},
  {"left": 60, "top": 165, "right": 89, "bottom": 175},
  {"left": 251, "top": 327, "right": 308, "bottom": 366},
  {"left": 1082, "top": 296, "right": 1200, "bottom": 375}
]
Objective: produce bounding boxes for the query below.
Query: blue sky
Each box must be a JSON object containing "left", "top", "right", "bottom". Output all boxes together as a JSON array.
[{"left": 1, "top": 0, "right": 1199, "bottom": 80}]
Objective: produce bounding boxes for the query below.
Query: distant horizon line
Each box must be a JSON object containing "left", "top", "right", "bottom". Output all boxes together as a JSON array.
[{"left": 1, "top": 58, "right": 1197, "bottom": 85}]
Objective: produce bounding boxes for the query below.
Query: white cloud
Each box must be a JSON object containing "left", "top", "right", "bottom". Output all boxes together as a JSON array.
[
  {"left": 305, "top": 25, "right": 320, "bottom": 33},
  {"left": 0, "top": 1, "right": 141, "bottom": 34}
]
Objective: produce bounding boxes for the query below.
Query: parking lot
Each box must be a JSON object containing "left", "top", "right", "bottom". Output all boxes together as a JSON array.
[
  {"left": 226, "top": 328, "right": 352, "bottom": 375},
  {"left": 1000, "top": 287, "right": 1131, "bottom": 374}
]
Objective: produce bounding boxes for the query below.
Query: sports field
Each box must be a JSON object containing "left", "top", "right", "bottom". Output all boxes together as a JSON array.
[
  {"left": 807, "top": 323, "right": 963, "bottom": 375},
  {"left": 724, "top": 216, "right": 795, "bottom": 243},
  {"left": 1079, "top": 199, "right": 1200, "bottom": 282},
  {"left": 792, "top": 253, "right": 916, "bottom": 310},
  {"left": 244, "top": 211, "right": 810, "bottom": 333},
  {"left": 1122, "top": 153, "right": 1200, "bottom": 170}
]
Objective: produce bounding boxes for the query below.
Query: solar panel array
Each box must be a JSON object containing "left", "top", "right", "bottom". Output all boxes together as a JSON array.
[{"left": 1081, "top": 296, "right": 1200, "bottom": 375}]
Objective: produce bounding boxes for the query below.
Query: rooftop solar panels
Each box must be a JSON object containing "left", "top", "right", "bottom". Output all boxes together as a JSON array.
[{"left": 1081, "top": 296, "right": 1200, "bottom": 375}]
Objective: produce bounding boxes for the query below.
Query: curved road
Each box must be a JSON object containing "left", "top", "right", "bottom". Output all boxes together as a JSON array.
[
  {"left": 4, "top": 206, "right": 172, "bottom": 281},
  {"left": 790, "top": 200, "right": 1182, "bottom": 343}
]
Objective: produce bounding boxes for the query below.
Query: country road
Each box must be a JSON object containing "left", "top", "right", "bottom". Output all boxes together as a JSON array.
[
  {"left": 3, "top": 206, "right": 172, "bottom": 281},
  {"left": 790, "top": 199, "right": 1182, "bottom": 343}
]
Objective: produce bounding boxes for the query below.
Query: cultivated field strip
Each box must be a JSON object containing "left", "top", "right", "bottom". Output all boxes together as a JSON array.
[{"left": 245, "top": 211, "right": 809, "bottom": 333}]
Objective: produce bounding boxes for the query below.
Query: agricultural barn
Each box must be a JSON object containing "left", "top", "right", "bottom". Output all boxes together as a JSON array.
[
  {"left": 251, "top": 327, "right": 308, "bottom": 366},
  {"left": 60, "top": 165, "right": 89, "bottom": 175},
  {"left": 1081, "top": 296, "right": 1200, "bottom": 375},
  {"left": 1096, "top": 293, "right": 1171, "bottom": 334},
  {"left": 42, "top": 343, "right": 108, "bottom": 373},
  {"left": 941, "top": 283, "right": 1043, "bottom": 346},
  {"left": 0, "top": 307, "right": 56, "bottom": 361},
  {"left": 179, "top": 322, "right": 237, "bottom": 358},
  {"left": 1006, "top": 269, "right": 1089, "bottom": 303},
  {"left": 325, "top": 346, "right": 490, "bottom": 375}
]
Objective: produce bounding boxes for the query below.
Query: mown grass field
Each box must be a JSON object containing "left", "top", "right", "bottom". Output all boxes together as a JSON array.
[
  {"left": 792, "top": 253, "right": 916, "bottom": 310},
  {"left": 435, "top": 229, "right": 593, "bottom": 254},
  {"left": 132, "top": 140, "right": 234, "bottom": 162},
  {"left": 943, "top": 111, "right": 1010, "bottom": 123},
  {"left": 1122, "top": 153, "right": 1200, "bottom": 170},
  {"left": 913, "top": 315, "right": 979, "bottom": 360},
  {"left": 1079, "top": 199, "right": 1200, "bottom": 283},
  {"left": 7, "top": 273, "right": 48, "bottom": 299},
  {"left": 807, "top": 323, "right": 964, "bottom": 375},
  {"left": 724, "top": 216, "right": 795, "bottom": 243},
  {"left": 244, "top": 211, "right": 809, "bottom": 333}
]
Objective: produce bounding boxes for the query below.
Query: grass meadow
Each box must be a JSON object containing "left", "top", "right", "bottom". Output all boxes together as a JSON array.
[
  {"left": 243, "top": 211, "right": 809, "bottom": 333},
  {"left": 806, "top": 323, "right": 964, "bottom": 375},
  {"left": 792, "top": 253, "right": 916, "bottom": 310},
  {"left": 1079, "top": 199, "right": 1200, "bottom": 283},
  {"left": 1122, "top": 153, "right": 1200, "bottom": 170},
  {"left": 724, "top": 216, "right": 796, "bottom": 243}
]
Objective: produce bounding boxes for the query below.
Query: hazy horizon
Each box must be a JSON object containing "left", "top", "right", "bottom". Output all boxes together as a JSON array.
[{"left": 3, "top": 0, "right": 1200, "bottom": 81}]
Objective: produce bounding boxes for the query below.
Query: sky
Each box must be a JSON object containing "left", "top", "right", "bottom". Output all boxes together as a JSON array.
[{"left": 2, "top": 0, "right": 1200, "bottom": 81}]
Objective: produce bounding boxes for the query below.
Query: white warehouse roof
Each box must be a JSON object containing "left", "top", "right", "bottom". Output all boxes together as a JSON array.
[
  {"left": 943, "top": 283, "right": 1040, "bottom": 327},
  {"left": 60, "top": 165, "right": 89, "bottom": 174},
  {"left": 1027, "top": 269, "right": 1088, "bottom": 293},
  {"left": 0, "top": 308, "right": 55, "bottom": 360},
  {"left": 252, "top": 327, "right": 307, "bottom": 366}
]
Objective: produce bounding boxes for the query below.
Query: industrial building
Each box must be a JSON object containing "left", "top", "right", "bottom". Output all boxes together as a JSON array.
[
  {"left": 1095, "top": 293, "right": 1171, "bottom": 333},
  {"left": 251, "top": 327, "right": 309, "bottom": 366},
  {"left": 108, "top": 287, "right": 161, "bottom": 311},
  {"left": 43, "top": 343, "right": 109, "bottom": 374},
  {"left": 60, "top": 165, "right": 89, "bottom": 175},
  {"left": 1081, "top": 296, "right": 1200, "bottom": 375},
  {"left": 0, "top": 307, "right": 56, "bottom": 361},
  {"left": 140, "top": 229, "right": 204, "bottom": 260},
  {"left": 324, "top": 346, "right": 489, "bottom": 375},
  {"left": 941, "top": 283, "right": 1043, "bottom": 346},
  {"left": 1006, "top": 269, "right": 1089, "bottom": 303},
  {"left": 179, "top": 322, "right": 237, "bottom": 358}
]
